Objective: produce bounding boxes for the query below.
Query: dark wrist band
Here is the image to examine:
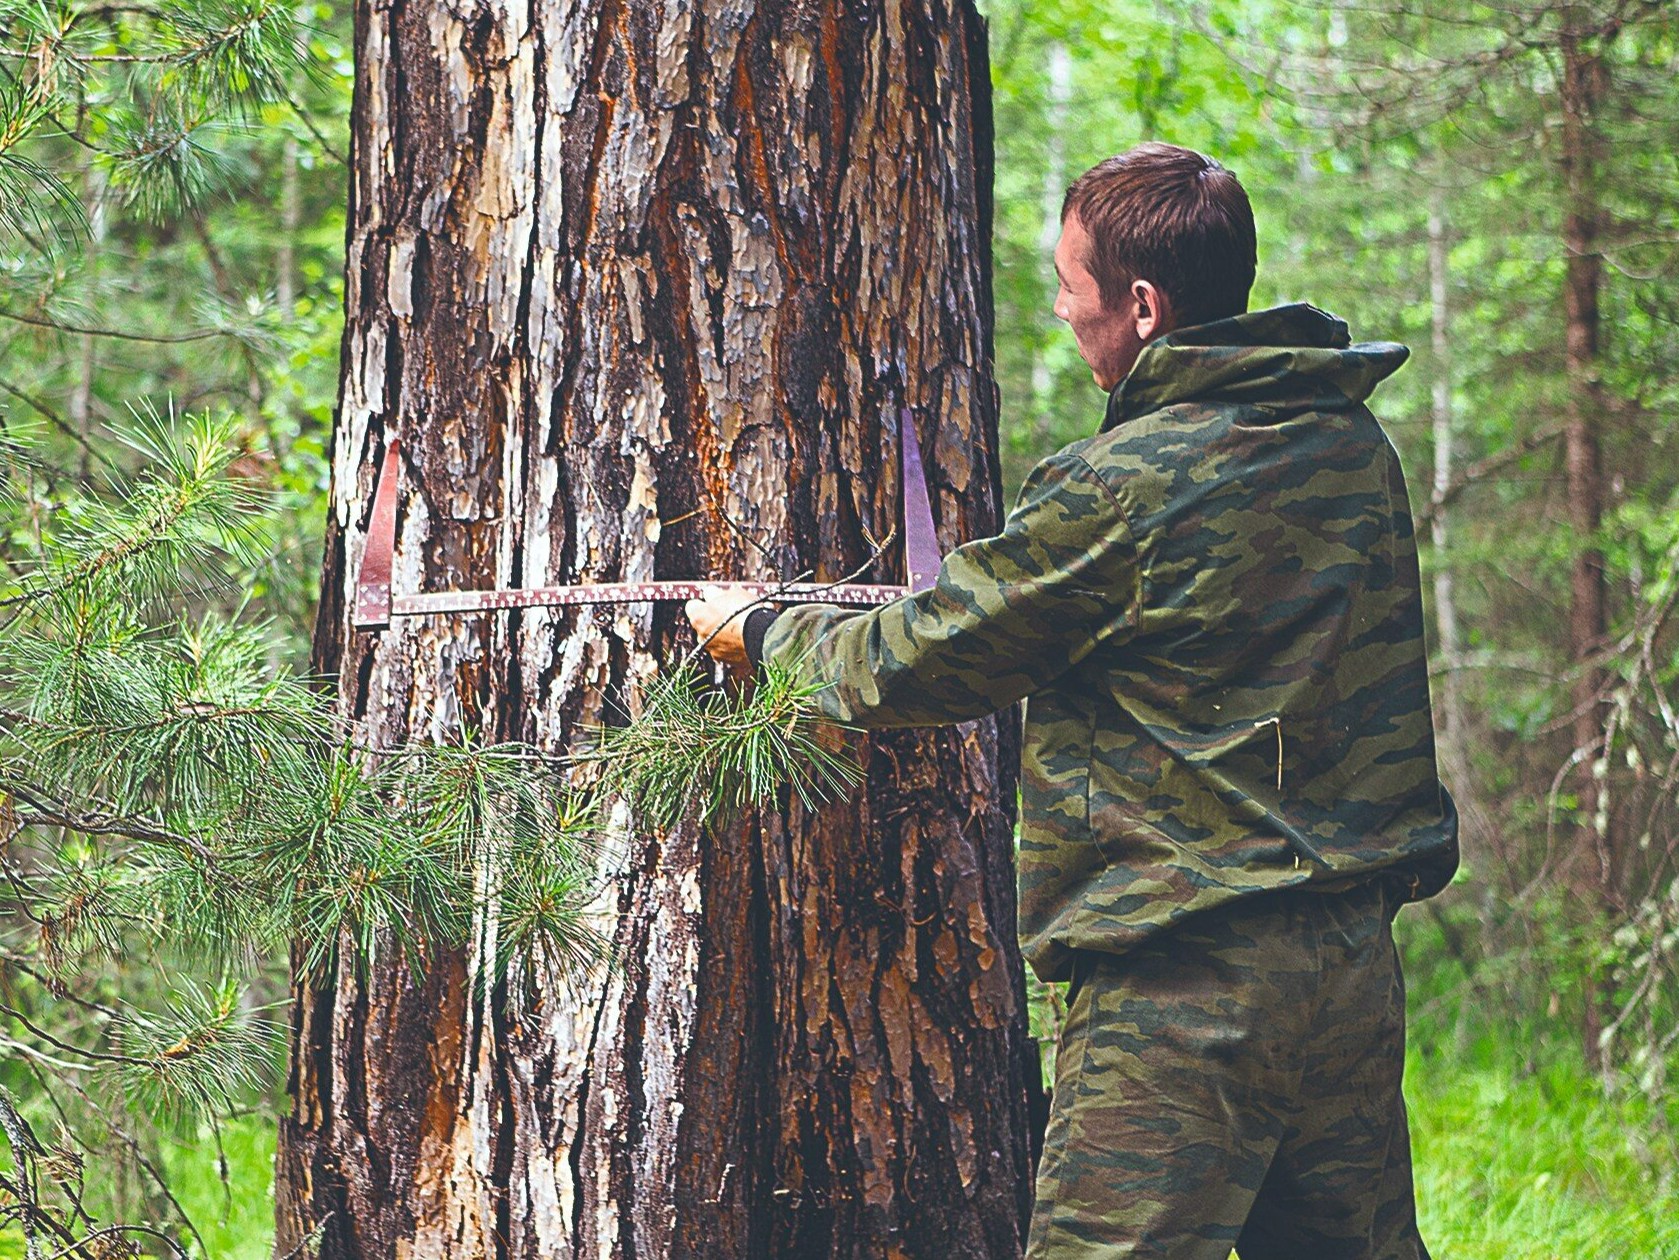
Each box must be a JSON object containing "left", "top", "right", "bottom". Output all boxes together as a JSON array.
[{"left": 743, "top": 607, "right": 778, "bottom": 665}]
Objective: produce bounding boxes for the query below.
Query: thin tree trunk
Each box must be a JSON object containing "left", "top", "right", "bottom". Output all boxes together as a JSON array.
[
  {"left": 1425, "top": 189, "right": 1484, "bottom": 1054},
  {"left": 69, "top": 163, "right": 106, "bottom": 482},
  {"left": 278, "top": 130, "right": 300, "bottom": 316},
  {"left": 1029, "top": 40, "right": 1069, "bottom": 424},
  {"left": 1427, "top": 193, "right": 1464, "bottom": 767},
  {"left": 1559, "top": 11, "right": 1612, "bottom": 1066},
  {"left": 278, "top": 3, "right": 1034, "bottom": 1258}
]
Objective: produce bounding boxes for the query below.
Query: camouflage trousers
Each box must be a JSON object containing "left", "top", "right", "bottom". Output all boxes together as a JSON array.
[{"left": 1026, "top": 879, "right": 1430, "bottom": 1260}]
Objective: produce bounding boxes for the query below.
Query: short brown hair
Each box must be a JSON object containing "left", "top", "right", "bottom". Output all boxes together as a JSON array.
[{"left": 1062, "top": 143, "right": 1256, "bottom": 327}]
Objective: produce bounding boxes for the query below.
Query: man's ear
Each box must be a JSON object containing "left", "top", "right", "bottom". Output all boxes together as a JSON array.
[{"left": 1131, "top": 278, "right": 1174, "bottom": 342}]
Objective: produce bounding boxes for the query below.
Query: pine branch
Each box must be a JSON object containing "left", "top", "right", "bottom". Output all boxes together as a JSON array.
[
  {"left": 584, "top": 661, "right": 864, "bottom": 833},
  {"left": 0, "top": 377, "right": 115, "bottom": 472},
  {"left": 0, "top": 405, "right": 264, "bottom": 611},
  {"left": 163, "top": 0, "right": 306, "bottom": 109},
  {"left": 0, "top": 954, "right": 120, "bottom": 1018},
  {"left": 5, "top": 789, "right": 220, "bottom": 861},
  {"left": 0, "top": 406, "right": 607, "bottom": 1221},
  {"left": 110, "top": 980, "right": 279, "bottom": 1126},
  {"left": 3, "top": 984, "right": 277, "bottom": 1132},
  {"left": 0, "top": 70, "right": 85, "bottom": 249},
  {"left": 0, "top": 0, "right": 317, "bottom": 233},
  {"left": 0, "top": 3, "right": 372, "bottom": 1240},
  {"left": 0, "top": 305, "right": 241, "bottom": 343},
  {"left": 0, "top": 1000, "right": 135, "bottom": 1066},
  {"left": 11, "top": 1056, "right": 207, "bottom": 1259}
]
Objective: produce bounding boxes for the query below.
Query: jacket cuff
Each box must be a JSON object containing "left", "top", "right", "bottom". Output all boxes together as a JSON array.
[{"left": 743, "top": 607, "right": 778, "bottom": 665}]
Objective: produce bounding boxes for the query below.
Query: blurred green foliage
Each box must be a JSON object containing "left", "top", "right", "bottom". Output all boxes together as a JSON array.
[
  {"left": 0, "top": 0, "right": 352, "bottom": 661},
  {"left": 0, "top": 5, "right": 357, "bottom": 1250}
]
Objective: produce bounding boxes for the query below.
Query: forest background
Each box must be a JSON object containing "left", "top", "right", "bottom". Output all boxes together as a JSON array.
[{"left": 1, "top": 0, "right": 1676, "bottom": 1257}]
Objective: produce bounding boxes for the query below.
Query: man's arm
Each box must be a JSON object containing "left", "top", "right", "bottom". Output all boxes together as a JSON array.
[{"left": 733, "top": 450, "right": 1142, "bottom": 729}]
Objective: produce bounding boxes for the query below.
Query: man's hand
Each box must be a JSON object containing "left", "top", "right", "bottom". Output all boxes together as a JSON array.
[{"left": 684, "top": 586, "right": 764, "bottom": 669}]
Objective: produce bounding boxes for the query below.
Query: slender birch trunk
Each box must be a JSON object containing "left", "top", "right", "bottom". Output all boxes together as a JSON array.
[
  {"left": 69, "top": 163, "right": 106, "bottom": 482},
  {"left": 278, "top": 130, "right": 300, "bottom": 317},
  {"left": 1426, "top": 195, "right": 1465, "bottom": 775},
  {"left": 277, "top": 3, "right": 1035, "bottom": 1256},
  {"left": 1029, "top": 41, "right": 1069, "bottom": 423}
]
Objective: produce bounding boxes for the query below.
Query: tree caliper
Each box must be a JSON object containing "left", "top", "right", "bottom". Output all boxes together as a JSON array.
[{"left": 353, "top": 408, "right": 944, "bottom": 629}]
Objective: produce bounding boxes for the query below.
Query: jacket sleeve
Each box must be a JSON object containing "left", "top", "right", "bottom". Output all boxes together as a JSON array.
[{"left": 760, "top": 450, "right": 1141, "bottom": 729}]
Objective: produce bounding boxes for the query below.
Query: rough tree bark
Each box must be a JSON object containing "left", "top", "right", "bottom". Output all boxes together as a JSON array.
[{"left": 278, "top": 2, "right": 1036, "bottom": 1258}]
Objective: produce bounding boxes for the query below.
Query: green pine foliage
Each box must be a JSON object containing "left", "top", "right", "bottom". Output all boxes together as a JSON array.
[
  {"left": 587, "top": 662, "right": 864, "bottom": 832},
  {"left": 0, "top": 410, "right": 625, "bottom": 1253},
  {"left": 1, "top": 412, "right": 612, "bottom": 991},
  {"left": 0, "top": 0, "right": 310, "bottom": 223},
  {"left": 0, "top": 0, "right": 352, "bottom": 661}
]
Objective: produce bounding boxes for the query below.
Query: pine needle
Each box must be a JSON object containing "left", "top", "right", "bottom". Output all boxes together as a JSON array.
[
  {"left": 583, "top": 662, "right": 864, "bottom": 832},
  {"left": 110, "top": 979, "right": 280, "bottom": 1128}
]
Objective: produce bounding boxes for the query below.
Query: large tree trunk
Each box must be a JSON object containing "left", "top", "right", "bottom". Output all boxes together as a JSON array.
[{"left": 277, "top": 2, "right": 1035, "bottom": 1257}]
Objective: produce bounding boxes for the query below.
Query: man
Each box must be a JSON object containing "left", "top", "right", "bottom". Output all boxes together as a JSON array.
[{"left": 687, "top": 142, "right": 1457, "bottom": 1259}]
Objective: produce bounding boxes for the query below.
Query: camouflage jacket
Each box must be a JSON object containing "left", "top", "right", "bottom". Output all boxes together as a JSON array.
[{"left": 761, "top": 304, "right": 1459, "bottom": 981}]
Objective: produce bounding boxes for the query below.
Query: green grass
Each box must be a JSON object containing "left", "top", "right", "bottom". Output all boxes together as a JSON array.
[
  {"left": 1396, "top": 895, "right": 1679, "bottom": 1259},
  {"left": 1408, "top": 1050, "right": 1679, "bottom": 1259},
  {"left": 156, "top": 1117, "right": 277, "bottom": 1260},
  {"left": 0, "top": 1115, "right": 274, "bottom": 1260}
]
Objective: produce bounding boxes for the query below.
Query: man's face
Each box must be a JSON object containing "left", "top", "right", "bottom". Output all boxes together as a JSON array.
[{"left": 1052, "top": 211, "right": 1147, "bottom": 393}]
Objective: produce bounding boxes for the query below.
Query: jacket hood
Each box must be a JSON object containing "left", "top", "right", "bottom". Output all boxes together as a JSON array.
[{"left": 1102, "top": 302, "right": 1410, "bottom": 432}]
